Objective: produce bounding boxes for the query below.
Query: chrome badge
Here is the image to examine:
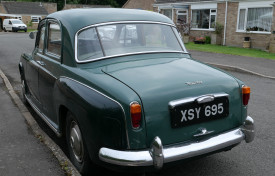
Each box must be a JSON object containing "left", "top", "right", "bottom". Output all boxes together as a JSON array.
[{"left": 185, "top": 81, "right": 203, "bottom": 86}]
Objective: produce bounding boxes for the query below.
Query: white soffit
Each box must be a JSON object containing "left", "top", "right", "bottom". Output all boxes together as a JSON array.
[
  {"left": 239, "top": 1, "right": 274, "bottom": 8},
  {"left": 191, "top": 3, "right": 217, "bottom": 10}
]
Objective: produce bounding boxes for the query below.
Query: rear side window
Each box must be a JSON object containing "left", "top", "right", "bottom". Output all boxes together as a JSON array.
[{"left": 47, "top": 22, "right": 61, "bottom": 57}]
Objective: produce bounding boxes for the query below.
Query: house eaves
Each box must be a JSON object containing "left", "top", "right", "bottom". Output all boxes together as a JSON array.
[{"left": 155, "top": 0, "right": 274, "bottom": 5}]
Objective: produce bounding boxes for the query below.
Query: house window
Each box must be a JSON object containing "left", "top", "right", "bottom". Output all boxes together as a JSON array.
[
  {"left": 191, "top": 9, "right": 216, "bottom": 29},
  {"left": 177, "top": 10, "right": 188, "bottom": 24},
  {"left": 31, "top": 16, "right": 41, "bottom": 23},
  {"left": 238, "top": 7, "right": 273, "bottom": 32},
  {"left": 162, "top": 9, "right": 173, "bottom": 20}
]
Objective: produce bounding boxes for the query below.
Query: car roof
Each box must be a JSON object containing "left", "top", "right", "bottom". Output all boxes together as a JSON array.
[{"left": 47, "top": 8, "right": 174, "bottom": 34}]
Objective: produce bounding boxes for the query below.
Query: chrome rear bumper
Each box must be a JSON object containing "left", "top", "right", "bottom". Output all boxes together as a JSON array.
[{"left": 99, "top": 116, "right": 254, "bottom": 169}]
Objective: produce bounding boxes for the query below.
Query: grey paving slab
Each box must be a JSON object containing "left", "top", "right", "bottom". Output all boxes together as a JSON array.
[
  {"left": 0, "top": 79, "right": 64, "bottom": 176},
  {"left": 189, "top": 50, "right": 275, "bottom": 78}
]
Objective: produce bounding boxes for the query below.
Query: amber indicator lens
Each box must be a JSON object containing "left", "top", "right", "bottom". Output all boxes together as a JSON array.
[
  {"left": 242, "top": 86, "right": 250, "bottom": 106},
  {"left": 130, "top": 103, "right": 141, "bottom": 129}
]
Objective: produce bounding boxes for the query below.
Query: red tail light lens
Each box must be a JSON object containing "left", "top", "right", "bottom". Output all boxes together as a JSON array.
[
  {"left": 130, "top": 102, "right": 142, "bottom": 129},
  {"left": 242, "top": 86, "right": 250, "bottom": 106}
]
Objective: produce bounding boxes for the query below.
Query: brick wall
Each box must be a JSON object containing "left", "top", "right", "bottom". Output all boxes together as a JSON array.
[
  {"left": 123, "top": 0, "right": 155, "bottom": 11},
  {"left": 22, "top": 16, "right": 37, "bottom": 30},
  {"left": 189, "top": 30, "right": 212, "bottom": 41},
  {"left": 0, "top": 4, "right": 6, "bottom": 13},
  {"left": 22, "top": 15, "right": 46, "bottom": 30}
]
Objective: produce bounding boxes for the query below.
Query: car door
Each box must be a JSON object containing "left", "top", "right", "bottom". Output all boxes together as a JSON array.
[
  {"left": 38, "top": 20, "right": 62, "bottom": 125},
  {"left": 25, "top": 20, "right": 46, "bottom": 107},
  {"left": 7, "top": 20, "right": 12, "bottom": 31}
]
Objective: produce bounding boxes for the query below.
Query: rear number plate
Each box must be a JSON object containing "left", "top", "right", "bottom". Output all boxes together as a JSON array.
[{"left": 170, "top": 96, "right": 229, "bottom": 128}]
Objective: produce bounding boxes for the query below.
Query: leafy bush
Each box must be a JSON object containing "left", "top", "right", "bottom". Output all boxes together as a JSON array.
[
  {"left": 212, "top": 22, "right": 224, "bottom": 35},
  {"left": 205, "top": 36, "right": 211, "bottom": 44}
]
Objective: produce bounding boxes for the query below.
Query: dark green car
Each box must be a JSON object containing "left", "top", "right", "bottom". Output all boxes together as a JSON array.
[{"left": 19, "top": 8, "right": 255, "bottom": 174}]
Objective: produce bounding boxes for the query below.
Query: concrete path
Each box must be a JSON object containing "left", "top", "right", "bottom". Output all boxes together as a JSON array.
[
  {"left": 189, "top": 50, "right": 275, "bottom": 78},
  {"left": 0, "top": 78, "right": 64, "bottom": 176}
]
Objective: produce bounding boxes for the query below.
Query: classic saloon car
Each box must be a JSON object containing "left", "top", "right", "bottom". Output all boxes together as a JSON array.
[{"left": 19, "top": 9, "right": 254, "bottom": 174}]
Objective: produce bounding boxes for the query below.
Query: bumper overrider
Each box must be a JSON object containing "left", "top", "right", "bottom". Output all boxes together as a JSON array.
[{"left": 99, "top": 116, "right": 254, "bottom": 169}]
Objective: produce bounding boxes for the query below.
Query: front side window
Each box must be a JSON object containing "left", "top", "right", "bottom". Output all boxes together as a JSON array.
[
  {"left": 192, "top": 9, "right": 216, "bottom": 29},
  {"left": 77, "top": 23, "right": 185, "bottom": 62},
  {"left": 38, "top": 26, "right": 46, "bottom": 52},
  {"left": 47, "top": 22, "right": 61, "bottom": 57},
  {"left": 238, "top": 7, "right": 273, "bottom": 32}
]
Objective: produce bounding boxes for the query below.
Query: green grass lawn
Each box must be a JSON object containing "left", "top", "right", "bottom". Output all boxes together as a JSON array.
[
  {"left": 16, "top": 29, "right": 36, "bottom": 33},
  {"left": 27, "top": 29, "right": 37, "bottom": 32},
  {"left": 185, "top": 42, "right": 275, "bottom": 60}
]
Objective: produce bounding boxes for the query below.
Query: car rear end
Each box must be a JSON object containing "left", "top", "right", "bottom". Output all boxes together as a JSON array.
[{"left": 98, "top": 53, "right": 254, "bottom": 171}]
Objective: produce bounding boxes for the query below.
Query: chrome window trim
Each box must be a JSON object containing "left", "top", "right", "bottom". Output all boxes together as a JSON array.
[
  {"left": 75, "top": 21, "right": 188, "bottom": 64},
  {"left": 60, "top": 76, "right": 130, "bottom": 149},
  {"left": 76, "top": 51, "right": 187, "bottom": 63},
  {"left": 45, "top": 19, "right": 62, "bottom": 61},
  {"left": 168, "top": 93, "right": 229, "bottom": 109}
]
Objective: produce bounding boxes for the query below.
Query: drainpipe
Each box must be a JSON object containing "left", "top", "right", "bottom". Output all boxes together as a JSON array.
[{"left": 223, "top": 0, "right": 228, "bottom": 46}]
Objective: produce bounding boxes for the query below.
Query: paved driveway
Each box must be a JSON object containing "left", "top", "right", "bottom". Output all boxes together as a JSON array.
[{"left": 189, "top": 50, "right": 275, "bottom": 78}]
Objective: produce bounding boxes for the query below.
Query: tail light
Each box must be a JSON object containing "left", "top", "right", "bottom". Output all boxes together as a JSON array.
[
  {"left": 242, "top": 86, "right": 250, "bottom": 106},
  {"left": 130, "top": 102, "right": 142, "bottom": 129}
]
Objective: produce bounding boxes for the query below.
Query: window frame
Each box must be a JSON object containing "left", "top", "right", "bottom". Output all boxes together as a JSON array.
[
  {"left": 74, "top": 21, "right": 188, "bottom": 64},
  {"left": 31, "top": 16, "right": 42, "bottom": 23},
  {"left": 191, "top": 8, "right": 216, "bottom": 31},
  {"left": 176, "top": 9, "right": 188, "bottom": 25},
  {"left": 45, "top": 19, "right": 62, "bottom": 60},
  {"left": 236, "top": 3, "right": 273, "bottom": 34},
  {"left": 35, "top": 19, "right": 47, "bottom": 54}
]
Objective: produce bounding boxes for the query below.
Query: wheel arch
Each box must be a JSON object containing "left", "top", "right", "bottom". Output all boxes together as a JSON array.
[{"left": 54, "top": 77, "right": 128, "bottom": 163}]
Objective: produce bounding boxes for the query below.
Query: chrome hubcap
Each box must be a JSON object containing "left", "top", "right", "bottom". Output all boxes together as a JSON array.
[{"left": 70, "top": 121, "right": 84, "bottom": 163}]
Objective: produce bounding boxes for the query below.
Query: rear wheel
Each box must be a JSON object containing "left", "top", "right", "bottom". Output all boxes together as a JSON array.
[
  {"left": 4, "top": 28, "right": 6, "bottom": 32},
  {"left": 66, "top": 112, "right": 93, "bottom": 175}
]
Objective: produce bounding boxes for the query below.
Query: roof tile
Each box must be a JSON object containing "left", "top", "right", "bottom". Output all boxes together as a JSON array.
[{"left": 2, "top": 1, "right": 48, "bottom": 15}]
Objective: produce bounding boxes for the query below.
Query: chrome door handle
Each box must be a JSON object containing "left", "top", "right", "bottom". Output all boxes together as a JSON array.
[{"left": 37, "top": 61, "right": 45, "bottom": 66}]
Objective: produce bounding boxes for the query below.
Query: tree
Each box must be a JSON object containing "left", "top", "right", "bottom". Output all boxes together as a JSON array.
[
  {"left": 14, "top": 0, "right": 128, "bottom": 10},
  {"left": 92, "top": 0, "right": 119, "bottom": 7}
]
